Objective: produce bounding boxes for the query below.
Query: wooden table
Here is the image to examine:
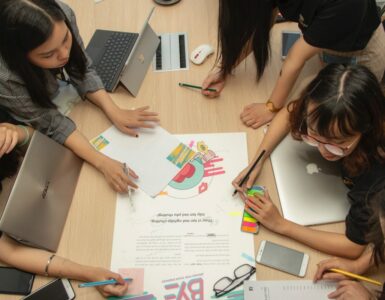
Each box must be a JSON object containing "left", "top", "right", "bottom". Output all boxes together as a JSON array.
[{"left": 1, "top": 0, "right": 383, "bottom": 299}]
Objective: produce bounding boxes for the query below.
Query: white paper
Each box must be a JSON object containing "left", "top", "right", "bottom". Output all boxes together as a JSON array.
[
  {"left": 244, "top": 280, "right": 338, "bottom": 300},
  {"left": 111, "top": 133, "right": 254, "bottom": 298},
  {"left": 92, "top": 126, "right": 193, "bottom": 197}
]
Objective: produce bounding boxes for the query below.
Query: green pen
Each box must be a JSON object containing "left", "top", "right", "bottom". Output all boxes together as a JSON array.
[{"left": 178, "top": 82, "right": 217, "bottom": 92}]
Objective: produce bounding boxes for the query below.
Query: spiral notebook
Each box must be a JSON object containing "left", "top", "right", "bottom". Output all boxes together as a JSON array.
[{"left": 244, "top": 280, "right": 337, "bottom": 300}]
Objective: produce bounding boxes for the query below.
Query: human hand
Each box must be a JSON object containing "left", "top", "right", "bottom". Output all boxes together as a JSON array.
[
  {"left": 108, "top": 106, "right": 159, "bottom": 137},
  {"left": 86, "top": 267, "right": 129, "bottom": 297},
  {"left": 232, "top": 163, "right": 263, "bottom": 193},
  {"left": 201, "top": 71, "right": 225, "bottom": 98},
  {"left": 240, "top": 103, "right": 276, "bottom": 129},
  {"left": 314, "top": 257, "right": 363, "bottom": 282},
  {"left": 327, "top": 280, "right": 372, "bottom": 300},
  {"left": 0, "top": 123, "right": 19, "bottom": 157},
  {"left": 244, "top": 189, "right": 285, "bottom": 233},
  {"left": 99, "top": 156, "right": 138, "bottom": 193}
]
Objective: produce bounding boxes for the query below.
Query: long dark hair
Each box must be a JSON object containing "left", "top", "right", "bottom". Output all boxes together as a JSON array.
[
  {"left": 289, "top": 64, "right": 385, "bottom": 176},
  {"left": 0, "top": 0, "right": 87, "bottom": 108},
  {"left": 217, "top": 0, "right": 276, "bottom": 80}
]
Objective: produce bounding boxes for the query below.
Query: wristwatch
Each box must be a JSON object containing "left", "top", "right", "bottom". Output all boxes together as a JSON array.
[{"left": 265, "top": 100, "right": 281, "bottom": 113}]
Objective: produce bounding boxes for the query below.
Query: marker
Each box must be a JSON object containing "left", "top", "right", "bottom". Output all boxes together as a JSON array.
[
  {"left": 233, "top": 150, "right": 266, "bottom": 196},
  {"left": 329, "top": 268, "right": 382, "bottom": 286},
  {"left": 178, "top": 82, "right": 217, "bottom": 92},
  {"left": 78, "top": 278, "right": 133, "bottom": 288}
]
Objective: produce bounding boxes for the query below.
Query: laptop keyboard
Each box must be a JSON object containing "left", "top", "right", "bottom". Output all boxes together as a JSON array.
[{"left": 96, "top": 32, "right": 138, "bottom": 91}]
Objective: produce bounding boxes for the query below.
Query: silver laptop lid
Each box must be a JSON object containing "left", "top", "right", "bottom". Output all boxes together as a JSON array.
[
  {"left": 120, "top": 7, "right": 160, "bottom": 96},
  {"left": 0, "top": 131, "right": 82, "bottom": 252},
  {"left": 270, "top": 134, "right": 349, "bottom": 226}
]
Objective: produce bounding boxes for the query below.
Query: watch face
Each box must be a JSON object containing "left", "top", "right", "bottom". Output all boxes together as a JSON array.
[{"left": 266, "top": 102, "right": 274, "bottom": 112}]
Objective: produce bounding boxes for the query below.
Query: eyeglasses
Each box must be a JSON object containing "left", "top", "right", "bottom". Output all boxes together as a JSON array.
[
  {"left": 213, "top": 264, "right": 256, "bottom": 297},
  {"left": 301, "top": 133, "right": 360, "bottom": 157}
]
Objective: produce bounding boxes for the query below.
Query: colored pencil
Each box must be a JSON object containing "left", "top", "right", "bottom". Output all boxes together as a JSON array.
[
  {"left": 78, "top": 278, "right": 133, "bottom": 288},
  {"left": 178, "top": 82, "right": 217, "bottom": 92},
  {"left": 329, "top": 268, "right": 382, "bottom": 286}
]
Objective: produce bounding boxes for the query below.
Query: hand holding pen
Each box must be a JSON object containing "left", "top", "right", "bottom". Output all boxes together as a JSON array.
[
  {"left": 232, "top": 150, "right": 266, "bottom": 196},
  {"left": 79, "top": 269, "right": 131, "bottom": 298}
]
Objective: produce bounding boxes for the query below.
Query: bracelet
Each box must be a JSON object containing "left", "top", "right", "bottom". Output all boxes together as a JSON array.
[
  {"left": 44, "top": 254, "right": 56, "bottom": 276},
  {"left": 17, "top": 125, "right": 30, "bottom": 147}
]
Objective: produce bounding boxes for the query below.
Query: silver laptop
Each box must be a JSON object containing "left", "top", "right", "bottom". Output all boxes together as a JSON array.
[
  {"left": 0, "top": 131, "right": 82, "bottom": 252},
  {"left": 86, "top": 8, "right": 160, "bottom": 95},
  {"left": 270, "top": 134, "right": 349, "bottom": 226}
]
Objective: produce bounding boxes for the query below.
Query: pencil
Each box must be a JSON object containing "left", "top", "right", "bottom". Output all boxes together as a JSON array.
[
  {"left": 78, "top": 278, "right": 133, "bottom": 288},
  {"left": 178, "top": 82, "right": 217, "bottom": 92},
  {"left": 329, "top": 268, "right": 382, "bottom": 286},
  {"left": 233, "top": 150, "right": 266, "bottom": 196}
]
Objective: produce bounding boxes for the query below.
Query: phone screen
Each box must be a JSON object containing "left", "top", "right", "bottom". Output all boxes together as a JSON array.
[
  {"left": 22, "top": 279, "right": 74, "bottom": 300},
  {"left": 282, "top": 32, "right": 301, "bottom": 58},
  {"left": 258, "top": 241, "right": 306, "bottom": 276},
  {"left": 0, "top": 267, "right": 34, "bottom": 295}
]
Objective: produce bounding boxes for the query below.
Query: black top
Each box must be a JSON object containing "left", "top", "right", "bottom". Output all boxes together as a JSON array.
[
  {"left": 277, "top": 0, "right": 380, "bottom": 51},
  {"left": 342, "top": 163, "right": 385, "bottom": 245}
]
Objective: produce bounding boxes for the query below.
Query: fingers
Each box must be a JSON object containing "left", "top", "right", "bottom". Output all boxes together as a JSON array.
[
  {"left": 100, "top": 282, "right": 128, "bottom": 297},
  {"left": 117, "top": 126, "right": 139, "bottom": 137},
  {"left": 0, "top": 127, "right": 18, "bottom": 157},
  {"left": 322, "top": 273, "right": 348, "bottom": 281},
  {"left": 314, "top": 258, "right": 343, "bottom": 282}
]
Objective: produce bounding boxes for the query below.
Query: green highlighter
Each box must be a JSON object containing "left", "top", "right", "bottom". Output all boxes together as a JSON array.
[{"left": 241, "top": 186, "right": 264, "bottom": 234}]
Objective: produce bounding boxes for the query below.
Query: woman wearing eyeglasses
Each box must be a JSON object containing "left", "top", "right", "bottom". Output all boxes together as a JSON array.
[{"left": 232, "top": 63, "right": 385, "bottom": 259}]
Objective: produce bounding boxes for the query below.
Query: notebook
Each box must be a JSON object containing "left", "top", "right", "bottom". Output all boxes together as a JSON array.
[
  {"left": 0, "top": 131, "right": 83, "bottom": 252},
  {"left": 244, "top": 280, "right": 338, "bottom": 300},
  {"left": 86, "top": 8, "right": 159, "bottom": 95},
  {"left": 270, "top": 134, "right": 350, "bottom": 226}
]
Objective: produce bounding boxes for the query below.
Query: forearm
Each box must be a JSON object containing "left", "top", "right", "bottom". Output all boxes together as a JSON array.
[
  {"left": 252, "top": 108, "right": 290, "bottom": 164},
  {"left": 279, "top": 220, "right": 366, "bottom": 258},
  {"left": 64, "top": 129, "right": 108, "bottom": 171},
  {"left": 0, "top": 235, "right": 92, "bottom": 281},
  {"left": 269, "top": 58, "right": 304, "bottom": 108},
  {"left": 86, "top": 89, "right": 119, "bottom": 118}
]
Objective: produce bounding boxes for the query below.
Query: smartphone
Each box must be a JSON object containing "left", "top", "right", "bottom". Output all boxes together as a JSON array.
[
  {"left": 281, "top": 31, "right": 301, "bottom": 59},
  {"left": 22, "top": 278, "right": 75, "bottom": 300},
  {"left": 0, "top": 267, "right": 34, "bottom": 295},
  {"left": 256, "top": 240, "right": 309, "bottom": 277}
]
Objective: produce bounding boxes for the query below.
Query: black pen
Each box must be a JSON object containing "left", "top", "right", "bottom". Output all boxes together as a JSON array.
[{"left": 233, "top": 150, "right": 266, "bottom": 196}]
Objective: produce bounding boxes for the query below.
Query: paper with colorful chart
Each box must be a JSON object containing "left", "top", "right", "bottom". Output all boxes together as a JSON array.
[
  {"left": 110, "top": 133, "right": 255, "bottom": 299},
  {"left": 91, "top": 126, "right": 194, "bottom": 197}
]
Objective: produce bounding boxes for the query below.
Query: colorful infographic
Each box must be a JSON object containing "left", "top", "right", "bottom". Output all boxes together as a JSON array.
[{"left": 160, "top": 141, "right": 225, "bottom": 199}]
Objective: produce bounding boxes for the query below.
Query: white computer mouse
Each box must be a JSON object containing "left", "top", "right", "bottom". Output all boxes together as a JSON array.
[{"left": 190, "top": 44, "right": 214, "bottom": 65}]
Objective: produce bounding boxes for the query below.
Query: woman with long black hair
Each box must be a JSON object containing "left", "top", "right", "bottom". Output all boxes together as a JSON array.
[
  {"left": 0, "top": 0, "right": 160, "bottom": 193},
  {"left": 202, "top": 0, "right": 385, "bottom": 129},
  {"left": 233, "top": 64, "right": 385, "bottom": 258}
]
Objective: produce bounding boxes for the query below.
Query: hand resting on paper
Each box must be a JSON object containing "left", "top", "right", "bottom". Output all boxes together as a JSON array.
[
  {"left": 98, "top": 156, "right": 138, "bottom": 193},
  {"left": 325, "top": 280, "right": 372, "bottom": 300},
  {"left": 107, "top": 106, "right": 160, "bottom": 137}
]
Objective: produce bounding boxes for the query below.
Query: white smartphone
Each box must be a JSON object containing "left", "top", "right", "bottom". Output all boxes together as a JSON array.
[
  {"left": 281, "top": 31, "right": 301, "bottom": 59},
  {"left": 256, "top": 240, "right": 309, "bottom": 277},
  {"left": 22, "top": 278, "right": 75, "bottom": 300}
]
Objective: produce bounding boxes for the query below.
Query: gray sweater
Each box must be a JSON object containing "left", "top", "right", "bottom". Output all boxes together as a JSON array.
[{"left": 0, "top": 1, "right": 104, "bottom": 144}]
